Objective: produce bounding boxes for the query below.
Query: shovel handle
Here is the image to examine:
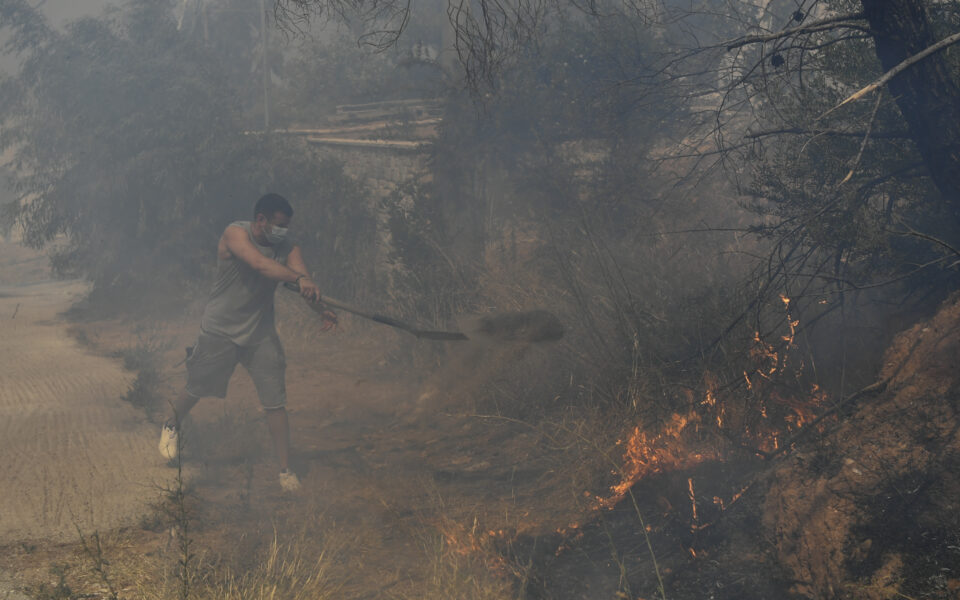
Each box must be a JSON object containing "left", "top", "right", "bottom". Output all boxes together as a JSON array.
[
  {"left": 282, "top": 282, "right": 467, "bottom": 340},
  {"left": 282, "top": 282, "right": 377, "bottom": 320},
  {"left": 283, "top": 282, "right": 421, "bottom": 333}
]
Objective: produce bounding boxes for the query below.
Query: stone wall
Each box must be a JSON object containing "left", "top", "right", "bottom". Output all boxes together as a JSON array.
[{"left": 307, "top": 139, "right": 429, "bottom": 199}]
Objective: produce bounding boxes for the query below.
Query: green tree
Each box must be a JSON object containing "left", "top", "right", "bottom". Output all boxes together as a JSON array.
[{"left": 0, "top": 0, "right": 373, "bottom": 307}]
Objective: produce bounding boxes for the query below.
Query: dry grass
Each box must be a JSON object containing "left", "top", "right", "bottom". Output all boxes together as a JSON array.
[
  {"left": 45, "top": 523, "right": 348, "bottom": 600},
  {"left": 402, "top": 527, "right": 523, "bottom": 600},
  {"left": 190, "top": 531, "right": 347, "bottom": 600}
]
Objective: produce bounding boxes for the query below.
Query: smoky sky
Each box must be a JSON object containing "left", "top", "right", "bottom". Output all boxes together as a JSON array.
[
  {"left": 39, "top": 0, "right": 112, "bottom": 24},
  {"left": 0, "top": 0, "right": 112, "bottom": 74}
]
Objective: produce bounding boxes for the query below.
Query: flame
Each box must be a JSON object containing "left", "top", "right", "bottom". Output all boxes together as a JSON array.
[
  {"left": 750, "top": 331, "right": 780, "bottom": 376},
  {"left": 702, "top": 371, "right": 718, "bottom": 406},
  {"left": 701, "top": 482, "right": 753, "bottom": 525},
  {"left": 596, "top": 412, "right": 722, "bottom": 509},
  {"left": 437, "top": 518, "right": 513, "bottom": 574},
  {"left": 584, "top": 291, "right": 828, "bottom": 530},
  {"left": 442, "top": 286, "right": 832, "bottom": 581},
  {"left": 687, "top": 477, "right": 698, "bottom": 529}
]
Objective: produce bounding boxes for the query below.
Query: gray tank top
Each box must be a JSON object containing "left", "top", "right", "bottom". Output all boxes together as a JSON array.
[{"left": 200, "top": 221, "right": 293, "bottom": 346}]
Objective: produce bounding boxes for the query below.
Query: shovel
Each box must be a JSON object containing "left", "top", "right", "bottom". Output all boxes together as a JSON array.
[{"left": 283, "top": 282, "right": 563, "bottom": 343}]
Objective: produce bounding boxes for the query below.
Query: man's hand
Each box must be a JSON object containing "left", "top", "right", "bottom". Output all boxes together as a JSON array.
[
  {"left": 301, "top": 295, "right": 338, "bottom": 332},
  {"left": 297, "top": 276, "right": 322, "bottom": 303},
  {"left": 318, "top": 307, "right": 338, "bottom": 332}
]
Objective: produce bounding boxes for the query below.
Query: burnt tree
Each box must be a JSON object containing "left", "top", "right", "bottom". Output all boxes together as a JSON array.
[{"left": 861, "top": 0, "right": 960, "bottom": 211}]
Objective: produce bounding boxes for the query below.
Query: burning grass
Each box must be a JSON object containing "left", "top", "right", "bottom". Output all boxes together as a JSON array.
[
  {"left": 422, "top": 287, "right": 846, "bottom": 599},
  {"left": 416, "top": 518, "right": 526, "bottom": 600},
  {"left": 593, "top": 296, "right": 830, "bottom": 516}
]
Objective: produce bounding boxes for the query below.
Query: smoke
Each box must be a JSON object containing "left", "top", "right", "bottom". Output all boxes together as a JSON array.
[{"left": 2, "top": 0, "right": 957, "bottom": 598}]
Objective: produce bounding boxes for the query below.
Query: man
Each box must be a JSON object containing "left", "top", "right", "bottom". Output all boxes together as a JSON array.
[{"left": 158, "top": 193, "right": 332, "bottom": 492}]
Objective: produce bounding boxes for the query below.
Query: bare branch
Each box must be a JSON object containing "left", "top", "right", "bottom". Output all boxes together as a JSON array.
[
  {"left": 744, "top": 127, "right": 909, "bottom": 140},
  {"left": 724, "top": 12, "right": 866, "bottom": 51},
  {"left": 786, "top": 255, "right": 953, "bottom": 291},
  {"left": 838, "top": 92, "right": 882, "bottom": 185},
  {"left": 887, "top": 218, "right": 960, "bottom": 258},
  {"left": 824, "top": 29, "right": 960, "bottom": 116}
]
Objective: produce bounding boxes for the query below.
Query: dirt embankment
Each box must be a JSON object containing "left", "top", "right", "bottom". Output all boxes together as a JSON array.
[{"left": 765, "top": 293, "right": 960, "bottom": 598}]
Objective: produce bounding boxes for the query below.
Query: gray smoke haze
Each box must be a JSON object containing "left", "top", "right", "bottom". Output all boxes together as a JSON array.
[
  {"left": 0, "top": 0, "right": 109, "bottom": 71},
  {"left": 40, "top": 0, "right": 112, "bottom": 24},
  {"left": 0, "top": 0, "right": 957, "bottom": 598}
]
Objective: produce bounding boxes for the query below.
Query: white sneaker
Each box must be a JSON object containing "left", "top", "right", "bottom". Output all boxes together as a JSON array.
[
  {"left": 159, "top": 424, "right": 179, "bottom": 460},
  {"left": 279, "top": 469, "right": 301, "bottom": 492}
]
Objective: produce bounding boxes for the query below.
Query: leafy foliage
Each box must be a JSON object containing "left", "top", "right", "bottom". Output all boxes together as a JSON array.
[{"left": 0, "top": 0, "right": 372, "bottom": 307}]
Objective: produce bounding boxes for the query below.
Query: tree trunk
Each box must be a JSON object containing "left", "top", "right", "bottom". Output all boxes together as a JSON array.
[{"left": 860, "top": 0, "right": 960, "bottom": 217}]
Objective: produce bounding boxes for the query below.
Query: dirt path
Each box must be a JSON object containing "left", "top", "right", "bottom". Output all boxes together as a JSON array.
[
  {"left": 0, "top": 238, "right": 582, "bottom": 598},
  {"left": 0, "top": 240, "right": 171, "bottom": 544}
]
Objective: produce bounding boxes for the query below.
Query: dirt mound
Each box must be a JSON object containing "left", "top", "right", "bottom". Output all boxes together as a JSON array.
[{"left": 764, "top": 293, "right": 960, "bottom": 598}]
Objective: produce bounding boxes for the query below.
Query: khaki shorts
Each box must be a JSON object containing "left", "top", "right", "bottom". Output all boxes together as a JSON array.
[{"left": 185, "top": 330, "right": 286, "bottom": 410}]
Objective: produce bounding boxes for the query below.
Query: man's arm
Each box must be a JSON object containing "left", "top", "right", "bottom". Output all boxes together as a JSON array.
[
  {"left": 285, "top": 245, "right": 310, "bottom": 280},
  {"left": 222, "top": 225, "right": 303, "bottom": 283},
  {"left": 285, "top": 245, "right": 322, "bottom": 302}
]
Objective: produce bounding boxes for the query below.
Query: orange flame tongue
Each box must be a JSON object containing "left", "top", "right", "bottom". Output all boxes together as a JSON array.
[
  {"left": 688, "top": 477, "right": 698, "bottom": 529},
  {"left": 596, "top": 411, "right": 722, "bottom": 509},
  {"left": 592, "top": 294, "right": 828, "bottom": 512}
]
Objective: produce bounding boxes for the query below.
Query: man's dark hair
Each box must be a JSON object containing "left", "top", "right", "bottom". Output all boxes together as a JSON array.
[{"left": 254, "top": 193, "right": 293, "bottom": 219}]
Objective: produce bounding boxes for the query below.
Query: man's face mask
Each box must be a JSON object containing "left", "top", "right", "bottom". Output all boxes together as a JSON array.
[{"left": 265, "top": 224, "right": 288, "bottom": 244}]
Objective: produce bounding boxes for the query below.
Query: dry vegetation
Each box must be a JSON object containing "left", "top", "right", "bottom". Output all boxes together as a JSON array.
[{"left": 2, "top": 0, "right": 959, "bottom": 598}]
